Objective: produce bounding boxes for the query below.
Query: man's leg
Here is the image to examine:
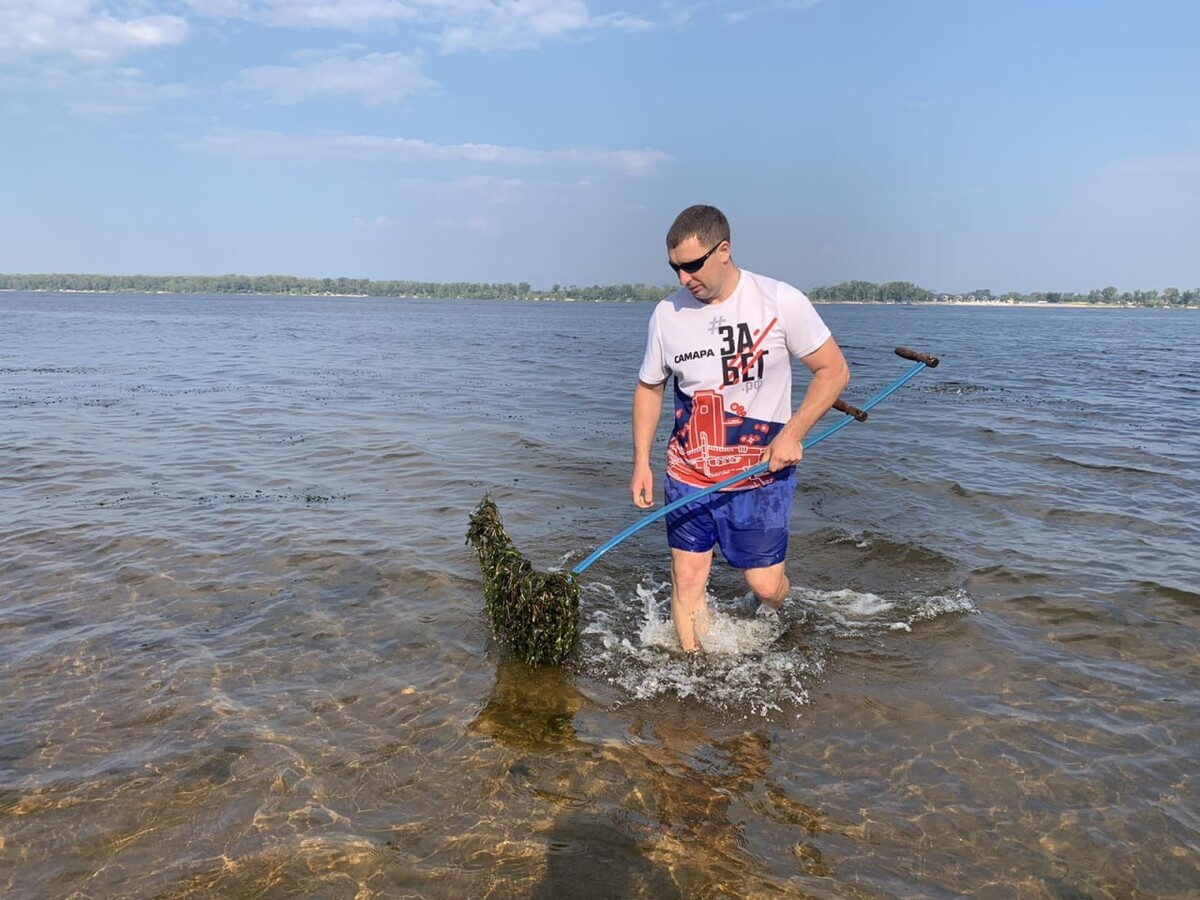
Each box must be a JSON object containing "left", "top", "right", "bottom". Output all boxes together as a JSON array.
[
  {"left": 743, "top": 562, "right": 789, "bottom": 610},
  {"left": 670, "top": 547, "right": 713, "bottom": 652}
]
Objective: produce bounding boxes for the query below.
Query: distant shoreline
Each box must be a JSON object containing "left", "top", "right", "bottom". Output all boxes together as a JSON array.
[
  {"left": 2, "top": 287, "right": 1194, "bottom": 310},
  {"left": 5, "top": 271, "right": 1198, "bottom": 309},
  {"left": 827, "top": 298, "right": 1187, "bottom": 309}
]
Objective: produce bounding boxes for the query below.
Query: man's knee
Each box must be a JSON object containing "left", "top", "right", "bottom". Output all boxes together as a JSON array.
[{"left": 746, "top": 565, "right": 788, "bottom": 607}]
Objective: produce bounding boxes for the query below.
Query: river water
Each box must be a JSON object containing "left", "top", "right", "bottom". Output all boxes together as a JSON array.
[{"left": 1, "top": 292, "right": 1197, "bottom": 898}]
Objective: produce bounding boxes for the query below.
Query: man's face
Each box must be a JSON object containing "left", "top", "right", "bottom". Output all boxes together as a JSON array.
[{"left": 668, "top": 236, "right": 730, "bottom": 304}]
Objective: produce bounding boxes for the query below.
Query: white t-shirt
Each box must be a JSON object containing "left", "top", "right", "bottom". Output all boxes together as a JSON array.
[{"left": 638, "top": 270, "right": 831, "bottom": 489}]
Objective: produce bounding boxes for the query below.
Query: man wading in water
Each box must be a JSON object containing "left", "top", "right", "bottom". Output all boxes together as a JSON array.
[{"left": 631, "top": 205, "right": 850, "bottom": 652}]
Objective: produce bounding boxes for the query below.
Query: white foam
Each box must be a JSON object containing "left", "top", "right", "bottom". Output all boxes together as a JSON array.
[
  {"left": 581, "top": 579, "right": 821, "bottom": 717},
  {"left": 792, "top": 586, "right": 975, "bottom": 633},
  {"left": 791, "top": 587, "right": 893, "bottom": 632},
  {"left": 579, "top": 579, "right": 976, "bottom": 716}
]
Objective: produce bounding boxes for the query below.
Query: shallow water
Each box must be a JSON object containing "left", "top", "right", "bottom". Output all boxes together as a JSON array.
[{"left": 1, "top": 293, "right": 1197, "bottom": 897}]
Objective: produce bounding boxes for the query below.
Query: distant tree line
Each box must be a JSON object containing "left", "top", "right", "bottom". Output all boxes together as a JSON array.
[
  {"left": 0, "top": 272, "right": 668, "bottom": 303},
  {"left": 1, "top": 273, "right": 1196, "bottom": 307},
  {"left": 542, "top": 283, "right": 670, "bottom": 302},
  {"left": 809, "top": 280, "right": 935, "bottom": 304},
  {"left": 809, "top": 281, "right": 1199, "bottom": 307}
]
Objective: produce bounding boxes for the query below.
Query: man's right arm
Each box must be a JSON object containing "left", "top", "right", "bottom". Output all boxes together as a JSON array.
[{"left": 631, "top": 379, "right": 665, "bottom": 508}]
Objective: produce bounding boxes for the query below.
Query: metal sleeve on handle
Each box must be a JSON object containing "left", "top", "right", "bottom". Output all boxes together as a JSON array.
[
  {"left": 895, "top": 346, "right": 940, "bottom": 368},
  {"left": 832, "top": 398, "right": 868, "bottom": 422}
]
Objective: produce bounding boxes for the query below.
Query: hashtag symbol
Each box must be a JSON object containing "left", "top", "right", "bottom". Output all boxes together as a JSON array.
[{"left": 707, "top": 316, "right": 726, "bottom": 334}]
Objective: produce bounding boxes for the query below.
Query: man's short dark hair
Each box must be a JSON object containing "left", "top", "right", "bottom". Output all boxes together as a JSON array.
[{"left": 666, "top": 205, "right": 730, "bottom": 251}]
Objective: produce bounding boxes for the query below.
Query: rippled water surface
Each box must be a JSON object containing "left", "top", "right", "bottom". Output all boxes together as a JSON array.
[{"left": 2, "top": 293, "right": 1197, "bottom": 898}]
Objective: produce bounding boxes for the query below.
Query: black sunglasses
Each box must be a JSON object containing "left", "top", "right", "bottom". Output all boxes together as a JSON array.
[{"left": 669, "top": 240, "right": 724, "bottom": 275}]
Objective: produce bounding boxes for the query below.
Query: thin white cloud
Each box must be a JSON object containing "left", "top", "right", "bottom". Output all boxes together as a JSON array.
[
  {"left": 65, "top": 67, "right": 191, "bottom": 117},
  {"left": 597, "top": 12, "right": 654, "bottom": 33},
  {"left": 725, "top": 0, "right": 822, "bottom": 25},
  {"left": 237, "top": 0, "right": 421, "bottom": 30},
  {"left": 353, "top": 214, "right": 396, "bottom": 227},
  {"left": 0, "top": 0, "right": 188, "bottom": 63},
  {"left": 437, "top": 0, "right": 595, "bottom": 53},
  {"left": 2, "top": 61, "right": 189, "bottom": 117},
  {"left": 600, "top": 148, "right": 672, "bottom": 177},
  {"left": 181, "top": 128, "right": 674, "bottom": 175},
  {"left": 229, "top": 50, "right": 436, "bottom": 105},
  {"left": 184, "top": 0, "right": 648, "bottom": 51}
]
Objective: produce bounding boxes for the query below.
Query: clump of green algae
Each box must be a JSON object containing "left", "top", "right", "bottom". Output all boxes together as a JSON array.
[{"left": 466, "top": 496, "right": 581, "bottom": 666}]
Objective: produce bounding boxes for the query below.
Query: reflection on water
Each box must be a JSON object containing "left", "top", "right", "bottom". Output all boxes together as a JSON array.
[
  {"left": 474, "top": 659, "right": 586, "bottom": 753},
  {"left": 1, "top": 294, "right": 1198, "bottom": 897},
  {"left": 471, "top": 658, "right": 832, "bottom": 897}
]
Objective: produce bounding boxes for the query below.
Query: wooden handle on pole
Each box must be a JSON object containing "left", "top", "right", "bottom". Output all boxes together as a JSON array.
[
  {"left": 832, "top": 398, "right": 868, "bottom": 422},
  {"left": 895, "top": 347, "right": 939, "bottom": 368}
]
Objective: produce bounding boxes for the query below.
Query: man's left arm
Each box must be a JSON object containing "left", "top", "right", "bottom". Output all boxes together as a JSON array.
[{"left": 765, "top": 336, "right": 850, "bottom": 472}]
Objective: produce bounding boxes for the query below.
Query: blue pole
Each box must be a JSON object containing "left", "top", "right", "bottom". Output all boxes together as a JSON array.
[{"left": 570, "top": 358, "right": 930, "bottom": 576}]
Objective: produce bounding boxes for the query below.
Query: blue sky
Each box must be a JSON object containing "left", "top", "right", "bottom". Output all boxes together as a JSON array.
[{"left": 2, "top": 0, "right": 1197, "bottom": 293}]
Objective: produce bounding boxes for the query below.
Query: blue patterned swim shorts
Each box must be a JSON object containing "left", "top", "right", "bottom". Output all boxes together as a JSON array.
[{"left": 663, "top": 471, "right": 796, "bottom": 569}]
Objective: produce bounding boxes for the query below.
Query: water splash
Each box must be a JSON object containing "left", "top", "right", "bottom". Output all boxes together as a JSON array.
[
  {"left": 579, "top": 578, "right": 976, "bottom": 716},
  {"left": 580, "top": 580, "right": 817, "bottom": 717},
  {"left": 793, "top": 586, "right": 976, "bottom": 633}
]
